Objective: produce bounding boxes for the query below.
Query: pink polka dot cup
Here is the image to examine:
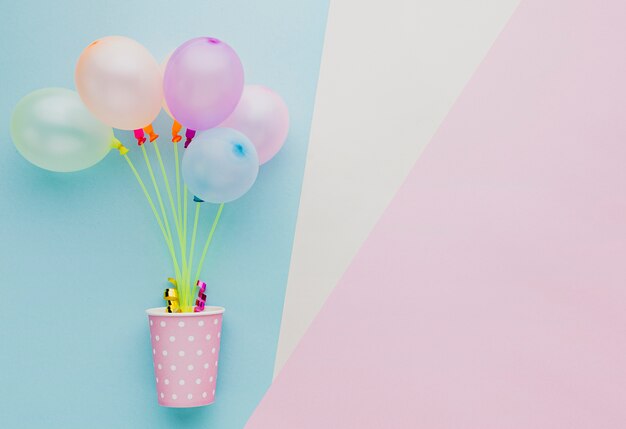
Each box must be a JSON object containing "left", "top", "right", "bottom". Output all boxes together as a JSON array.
[{"left": 147, "top": 306, "right": 225, "bottom": 407}]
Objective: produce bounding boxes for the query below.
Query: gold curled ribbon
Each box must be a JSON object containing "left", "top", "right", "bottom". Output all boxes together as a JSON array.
[
  {"left": 111, "top": 138, "right": 129, "bottom": 155},
  {"left": 164, "top": 278, "right": 180, "bottom": 313},
  {"left": 164, "top": 288, "right": 180, "bottom": 313}
]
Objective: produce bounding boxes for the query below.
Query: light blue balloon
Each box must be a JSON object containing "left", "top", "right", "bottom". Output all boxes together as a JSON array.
[{"left": 182, "top": 128, "right": 259, "bottom": 203}]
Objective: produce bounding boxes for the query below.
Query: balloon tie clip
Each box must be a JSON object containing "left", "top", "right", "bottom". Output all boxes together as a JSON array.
[
  {"left": 143, "top": 124, "right": 159, "bottom": 142},
  {"left": 134, "top": 128, "right": 147, "bottom": 146},
  {"left": 111, "top": 138, "right": 129, "bottom": 155},
  {"left": 184, "top": 128, "right": 196, "bottom": 148}
]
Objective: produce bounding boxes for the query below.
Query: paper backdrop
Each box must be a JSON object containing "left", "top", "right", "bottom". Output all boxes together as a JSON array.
[
  {"left": 0, "top": 0, "right": 328, "bottom": 428},
  {"left": 248, "top": 0, "right": 626, "bottom": 426},
  {"left": 275, "top": 0, "right": 521, "bottom": 374}
]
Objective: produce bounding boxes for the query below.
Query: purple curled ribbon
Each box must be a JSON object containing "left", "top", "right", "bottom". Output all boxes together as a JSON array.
[{"left": 194, "top": 280, "right": 207, "bottom": 312}]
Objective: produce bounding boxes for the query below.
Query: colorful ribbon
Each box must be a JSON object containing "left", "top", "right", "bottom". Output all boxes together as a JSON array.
[
  {"left": 164, "top": 277, "right": 181, "bottom": 313},
  {"left": 194, "top": 280, "right": 207, "bottom": 312}
]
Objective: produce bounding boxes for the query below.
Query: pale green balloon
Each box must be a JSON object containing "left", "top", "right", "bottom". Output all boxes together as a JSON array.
[{"left": 11, "top": 88, "right": 113, "bottom": 172}]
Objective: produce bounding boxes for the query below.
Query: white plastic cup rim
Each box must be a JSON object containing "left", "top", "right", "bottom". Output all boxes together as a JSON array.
[{"left": 145, "top": 306, "right": 225, "bottom": 317}]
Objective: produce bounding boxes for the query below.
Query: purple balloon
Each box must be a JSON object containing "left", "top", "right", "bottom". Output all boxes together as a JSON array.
[{"left": 163, "top": 37, "right": 244, "bottom": 131}]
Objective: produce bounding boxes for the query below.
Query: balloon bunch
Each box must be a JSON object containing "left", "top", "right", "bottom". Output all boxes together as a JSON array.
[{"left": 10, "top": 36, "right": 289, "bottom": 311}]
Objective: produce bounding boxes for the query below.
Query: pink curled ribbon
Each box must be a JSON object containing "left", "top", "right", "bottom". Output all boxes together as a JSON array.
[{"left": 194, "top": 280, "right": 207, "bottom": 312}]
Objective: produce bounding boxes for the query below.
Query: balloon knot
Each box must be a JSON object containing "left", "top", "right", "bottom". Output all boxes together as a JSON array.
[
  {"left": 111, "top": 138, "right": 129, "bottom": 155},
  {"left": 172, "top": 120, "right": 183, "bottom": 143},
  {"left": 143, "top": 124, "right": 159, "bottom": 142},
  {"left": 134, "top": 129, "right": 147, "bottom": 146},
  {"left": 184, "top": 128, "right": 196, "bottom": 148},
  {"left": 193, "top": 196, "right": 204, "bottom": 203}
]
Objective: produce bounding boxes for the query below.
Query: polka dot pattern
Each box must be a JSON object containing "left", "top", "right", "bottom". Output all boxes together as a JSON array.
[{"left": 148, "top": 311, "right": 223, "bottom": 407}]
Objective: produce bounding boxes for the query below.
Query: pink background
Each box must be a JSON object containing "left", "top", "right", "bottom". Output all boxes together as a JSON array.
[{"left": 247, "top": 0, "right": 626, "bottom": 427}]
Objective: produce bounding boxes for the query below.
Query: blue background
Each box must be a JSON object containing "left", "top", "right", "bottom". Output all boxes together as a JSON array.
[{"left": 0, "top": 1, "right": 328, "bottom": 427}]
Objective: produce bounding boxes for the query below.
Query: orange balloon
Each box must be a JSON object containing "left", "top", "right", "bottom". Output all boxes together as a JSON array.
[{"left": 75, "top": 36, "right": 163, "bottom": 130}]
